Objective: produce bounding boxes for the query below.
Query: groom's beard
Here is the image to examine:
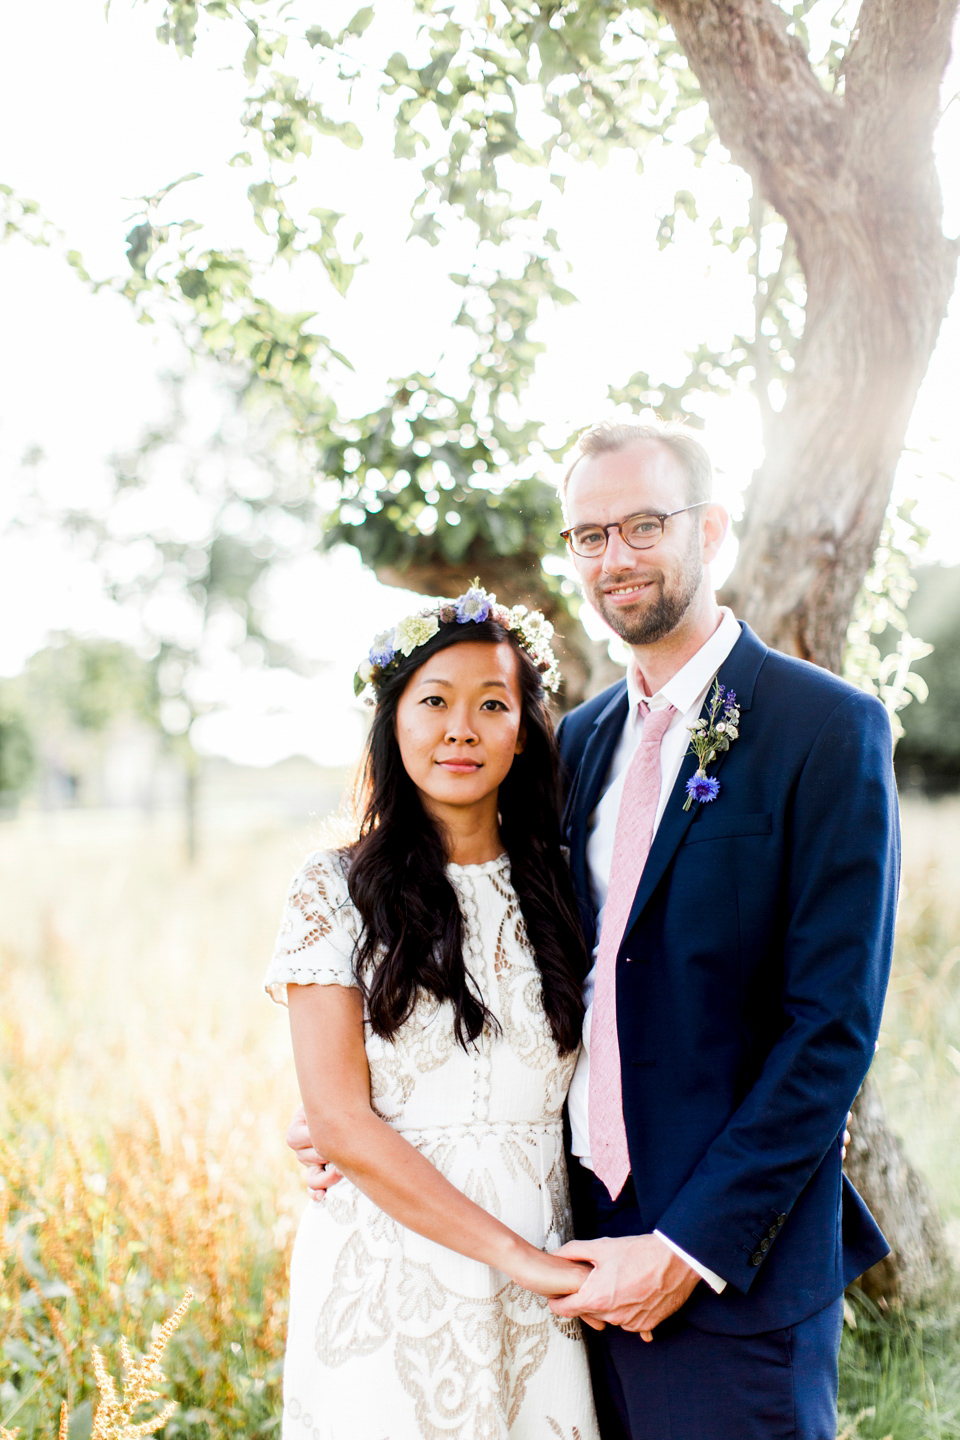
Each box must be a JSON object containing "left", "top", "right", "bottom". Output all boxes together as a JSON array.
[{"left": 591, "top": 540, "right": 704, "bottom": 646}]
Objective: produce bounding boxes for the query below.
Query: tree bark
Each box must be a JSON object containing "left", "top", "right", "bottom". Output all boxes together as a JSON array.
[
  {"left": 657, "top": 0, "right": 959, "bottom": 1300},
  {"left": 844, "top": 1076, "right": 949, "bottom": 1304}
]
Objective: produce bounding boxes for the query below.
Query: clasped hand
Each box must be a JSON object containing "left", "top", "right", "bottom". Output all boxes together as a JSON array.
[
  {"left": 547, "top": 1234, "right": 700, "bottom": 1341},
  {"left": 288, "top": 1105, "right": 695, "bottom": 1338}
]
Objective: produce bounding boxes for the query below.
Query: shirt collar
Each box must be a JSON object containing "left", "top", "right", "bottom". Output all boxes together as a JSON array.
[{"left": 626, "top": 608, "right": 742, "bottom": 718}]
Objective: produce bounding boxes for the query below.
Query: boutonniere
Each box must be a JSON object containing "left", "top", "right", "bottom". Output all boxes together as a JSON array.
[{"left": 683, "top": 680, "right": 740, "bottom": 810}]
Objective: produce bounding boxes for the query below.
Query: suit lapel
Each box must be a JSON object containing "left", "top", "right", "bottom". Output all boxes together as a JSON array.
[
  {"left": 617, "top": 623, "right": 769, "bottom": 952},
  {"left": 564, "top": 683, "right": 628, "bottom": 945}
]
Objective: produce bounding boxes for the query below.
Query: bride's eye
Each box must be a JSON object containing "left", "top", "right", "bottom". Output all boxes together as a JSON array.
[
  {"left": 421, "top": 695, "right": 446, "bottom": 707},
  {"left": 481, "top": 699, "right": 508, "bottom": 711}
]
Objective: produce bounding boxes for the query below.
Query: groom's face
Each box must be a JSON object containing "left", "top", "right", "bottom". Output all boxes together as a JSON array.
[{"left": 564, "top": 441, "right": 708, "bottom": 647}]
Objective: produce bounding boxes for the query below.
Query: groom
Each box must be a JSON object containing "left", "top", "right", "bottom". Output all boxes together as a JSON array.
[{"left": 544, "top": 420, "right": 897, "bottom": 1439}]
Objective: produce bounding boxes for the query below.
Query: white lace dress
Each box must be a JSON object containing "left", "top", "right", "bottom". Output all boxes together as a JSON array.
[{"left": 265, "top": 849, "right": 599, "bottom": 1440}]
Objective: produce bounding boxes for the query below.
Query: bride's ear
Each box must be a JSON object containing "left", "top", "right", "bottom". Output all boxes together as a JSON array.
[{"left": 514, "top": 724, "right": 527, "bottom": 756}]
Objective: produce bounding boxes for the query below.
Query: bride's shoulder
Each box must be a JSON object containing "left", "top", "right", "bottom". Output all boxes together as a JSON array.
[
  {"left": 285, "top": 846, "right": 354, "bottom": 906},
  {"left": 266, "top": 847, "right": 359, "bottom": 1003}
]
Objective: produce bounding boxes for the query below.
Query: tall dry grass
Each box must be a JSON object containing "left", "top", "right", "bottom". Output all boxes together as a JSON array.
[
  {"left": 1, "top": 794, "right": 959, "bottom": 1436},
  {"left": 0, "top": 808, "right": 324, "bottom": 1437}
]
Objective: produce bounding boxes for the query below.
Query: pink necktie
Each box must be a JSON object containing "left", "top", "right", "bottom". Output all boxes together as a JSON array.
[{"left": 589, "top": 700, "right": 676, "bottom": 1199}]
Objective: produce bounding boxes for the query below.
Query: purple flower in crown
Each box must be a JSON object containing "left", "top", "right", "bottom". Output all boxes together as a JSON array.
[
  {"left": 455, "top": 586, "right": 492, "bottom": 624},
  {"left": 686, "top": 773, "right": 720, "bottom": 805},
  {"left": 683, "top": 678, "right": 741, "bottom": 811}
]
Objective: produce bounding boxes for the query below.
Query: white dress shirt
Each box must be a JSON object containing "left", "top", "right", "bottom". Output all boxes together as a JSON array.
[{"left": 567, "top": 607, "right": 742, "bottom": 1293}]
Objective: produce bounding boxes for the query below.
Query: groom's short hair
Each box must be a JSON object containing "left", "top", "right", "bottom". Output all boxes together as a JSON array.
[{"left": 562, "top": 420, "right": 713, "bottom": 507}]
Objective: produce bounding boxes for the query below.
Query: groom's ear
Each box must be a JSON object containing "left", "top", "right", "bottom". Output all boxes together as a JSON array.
[{"left": 701, "top": 503, "right": 729, "bottom": 564}]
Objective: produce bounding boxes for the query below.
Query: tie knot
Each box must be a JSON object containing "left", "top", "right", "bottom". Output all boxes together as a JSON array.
[
  {"left": 640, "top": 698, "right": 675, "bottom": 723},
  {"left": 640, "top": 702, "right": 676, "bottom": 742}
]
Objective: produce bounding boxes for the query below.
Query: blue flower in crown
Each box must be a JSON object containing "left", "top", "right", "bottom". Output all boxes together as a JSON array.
[
  {"left": 368, "top": 631, "right": 397, "bottom": 668},
  {"left": 455, "top": 586, "right": 492, "bottom": 624}
]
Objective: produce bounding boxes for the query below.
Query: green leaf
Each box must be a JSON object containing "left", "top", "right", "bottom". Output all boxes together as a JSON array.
[
  {"left": 306, "top": 25, "right": 335, "bottom": 48},
  {"left": 343, "top": 6, "right": 374, "bottom": 38}
]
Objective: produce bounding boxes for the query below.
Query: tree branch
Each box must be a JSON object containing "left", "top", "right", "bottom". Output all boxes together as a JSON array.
[
  {"left": 845, "top": 0, "right": 958, "bottom": 151},
  {"left": 655, "top": 0, "right": 842, "bottom": 221}
]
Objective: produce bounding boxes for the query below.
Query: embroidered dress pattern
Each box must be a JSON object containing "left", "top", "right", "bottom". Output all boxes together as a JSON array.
[{"left": 265, "top": 851, "right": 599, "bottom": 1440}]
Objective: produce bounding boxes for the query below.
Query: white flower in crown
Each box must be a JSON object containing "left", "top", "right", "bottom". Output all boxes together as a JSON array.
[{"left": 394, "top": 612, "right": 441, "bottom": 656}]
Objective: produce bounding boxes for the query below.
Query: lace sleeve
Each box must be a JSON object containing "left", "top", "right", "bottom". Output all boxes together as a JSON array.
[{"left": 264, "top": 850, "right": 360, "bottom": 1006}]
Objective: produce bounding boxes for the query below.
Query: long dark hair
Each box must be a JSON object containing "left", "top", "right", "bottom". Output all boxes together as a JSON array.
[{"left": 346, "top": 618, "right": 586, "bottom": 1053}]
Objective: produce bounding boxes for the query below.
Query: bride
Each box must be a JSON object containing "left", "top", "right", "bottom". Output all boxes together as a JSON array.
[{"left": 264, "top": 587, "right": 601, "bottom": 1440}]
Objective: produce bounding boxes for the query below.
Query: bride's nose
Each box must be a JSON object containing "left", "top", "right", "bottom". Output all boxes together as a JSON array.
[{"left": 444, "top": 709, "right": 478, "bottom": 744}]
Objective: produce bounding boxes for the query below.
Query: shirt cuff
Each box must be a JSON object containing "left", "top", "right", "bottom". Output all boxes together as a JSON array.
[{"left": 654, "top": 1229, "right": 727, "bottom": 1294}]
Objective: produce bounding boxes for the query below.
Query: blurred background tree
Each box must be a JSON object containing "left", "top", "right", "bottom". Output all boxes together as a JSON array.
[
  {"left": 0, "top": 697, "right": 34, "bottom": 807},
  {"left": 47, "top": 370, "right": 328, "bottom": 856}
]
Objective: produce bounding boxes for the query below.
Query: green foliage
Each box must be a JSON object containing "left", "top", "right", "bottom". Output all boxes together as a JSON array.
[
  {"left": 890, "top": 564, "right": 960, "bottom": 782},
  {"left": 322, "top": 372, "right": 564, "bottom": 574},
  {"left": 839, "top": 1288, "right": 960, "bottom": 1438},
  {"left": 14, "top": 640, "right": 159, "bottom": 737},
  {"left": 0, "top": 700, "right": 34, "bottom": 800},
  {"left": 843, "top": 500, "right": 933, "bottom": 742}
]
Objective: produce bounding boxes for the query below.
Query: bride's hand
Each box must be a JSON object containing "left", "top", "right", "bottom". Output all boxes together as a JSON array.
[{"left": 511, "top": 1245, "right": 593, "bottom": 1299}]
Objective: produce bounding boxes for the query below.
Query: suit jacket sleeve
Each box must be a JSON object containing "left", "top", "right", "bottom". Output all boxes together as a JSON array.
[{"left": 655, "top": 688, "right": 900, "bottom": 1293}]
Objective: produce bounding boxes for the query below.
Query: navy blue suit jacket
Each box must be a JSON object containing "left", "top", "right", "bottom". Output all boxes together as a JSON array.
[{"left": 557, "top": 622, "right": 898, "bottom": 1335}]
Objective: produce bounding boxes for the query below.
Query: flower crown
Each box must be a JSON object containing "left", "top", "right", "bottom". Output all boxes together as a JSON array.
[{"left": 354, "top": 585, "right": 562, "bottom": 698}]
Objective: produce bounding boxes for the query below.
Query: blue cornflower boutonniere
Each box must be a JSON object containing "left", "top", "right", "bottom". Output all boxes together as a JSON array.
[{"left": 683, "top": 680, "right": 740, "bottom": 811}]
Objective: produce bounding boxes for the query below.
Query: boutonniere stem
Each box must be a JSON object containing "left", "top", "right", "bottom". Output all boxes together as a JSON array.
[{"left": 683, "top": 680, "right": 740, "bottom": 811}]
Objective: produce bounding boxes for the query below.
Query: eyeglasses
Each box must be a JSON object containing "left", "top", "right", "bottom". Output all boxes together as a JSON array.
[{"left": 560, "top": 503, "right": 708, "bottom": 558}]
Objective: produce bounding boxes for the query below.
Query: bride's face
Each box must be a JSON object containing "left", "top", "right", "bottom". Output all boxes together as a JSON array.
[{"left": 394, "top": 640, "right": 525, "bottom": 816}]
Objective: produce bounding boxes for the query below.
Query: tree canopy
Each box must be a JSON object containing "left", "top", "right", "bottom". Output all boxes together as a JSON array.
[{"left": 6, "top": 0, "right": 952, "bottom": 704}]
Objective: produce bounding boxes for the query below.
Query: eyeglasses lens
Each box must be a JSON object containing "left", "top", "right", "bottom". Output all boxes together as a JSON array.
[{"left": 570, "top": 516, "right": 663, "bottom": 557}]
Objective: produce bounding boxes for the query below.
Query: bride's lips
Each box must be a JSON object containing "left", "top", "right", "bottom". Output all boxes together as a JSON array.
[{"left": 437, "top": 759, "right": 482, "bottom": 772}]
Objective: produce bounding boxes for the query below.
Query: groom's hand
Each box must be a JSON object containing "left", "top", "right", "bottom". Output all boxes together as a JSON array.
[{"left": 547, "top": 1234, "right": 699, "bottom": 1341}]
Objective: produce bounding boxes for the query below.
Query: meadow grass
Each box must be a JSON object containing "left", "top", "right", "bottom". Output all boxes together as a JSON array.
[{"left": 0, "top": 795, "right": 959, "bottom": 1436}]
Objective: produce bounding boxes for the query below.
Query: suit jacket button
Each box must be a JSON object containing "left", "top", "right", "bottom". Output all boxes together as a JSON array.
[
  {"left": 750, "top": 1252, "right": 763, "bottom": 1266},
  {"left": 778, "top": 1214, "right": 787, "bottom": 1226},
  {"left": 768, "top": 1226, "right": 778, "bottom": 1240},
  {"left": 760, "top": 1239, "right": 770, "bottom": 1253}
]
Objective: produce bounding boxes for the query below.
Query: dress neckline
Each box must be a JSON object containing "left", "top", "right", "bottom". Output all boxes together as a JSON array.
[{"left": 446, "top": 853, "right": 509, "bottom": 875}]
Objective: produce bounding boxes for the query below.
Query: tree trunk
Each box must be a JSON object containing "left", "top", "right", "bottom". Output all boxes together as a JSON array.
[
  {"left": 658, "top": 0, "right": 959, "bottom": 1300},
  {"left": 844, "top": 1076, "right": 948, "bottom": 1304},
  {"left": 184, "top": 749, "right": 199, "bottom": 865}
]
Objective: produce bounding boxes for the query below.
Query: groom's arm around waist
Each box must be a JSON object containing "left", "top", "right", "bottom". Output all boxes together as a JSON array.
[{"left": 654, "top": 687, "right": 899, "bottom": 1294}]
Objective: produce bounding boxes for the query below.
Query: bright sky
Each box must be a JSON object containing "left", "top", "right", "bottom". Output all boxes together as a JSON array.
[{"left": 1, "top": 1, "right": 958, "bottom": 766}]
